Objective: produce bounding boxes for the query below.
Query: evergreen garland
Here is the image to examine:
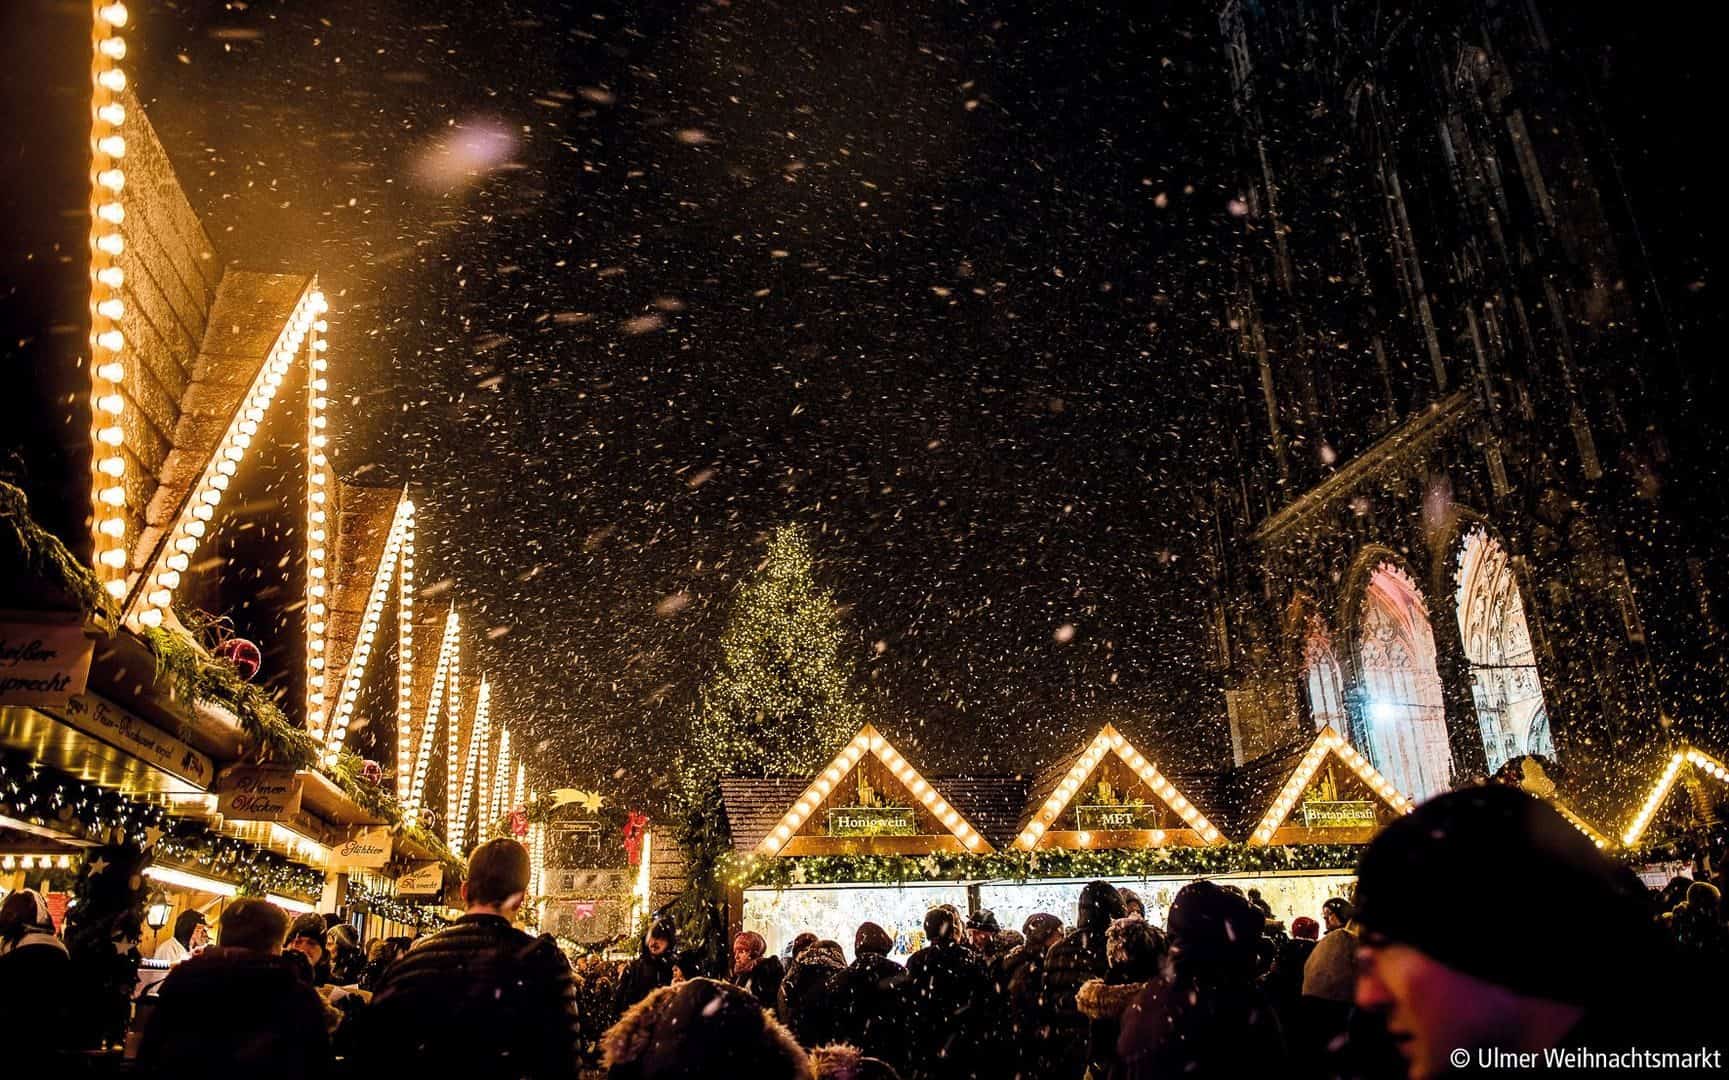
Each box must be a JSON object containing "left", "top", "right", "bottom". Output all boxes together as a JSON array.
[{"left": 0, "top": 479, "right": 115, "bottom": 622}]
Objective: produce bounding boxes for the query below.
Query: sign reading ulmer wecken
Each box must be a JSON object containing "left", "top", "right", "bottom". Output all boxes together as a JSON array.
[
  {"left": 0, "top": 622, "right": 93, "bottom": 707},
  {"left": 1074, "top": 803, "right": 1163, "bottom": 831},
  {"left": 826, "top": 805, "right": 917, "bottom": 837},
  {"left": 1300, "top": 800, "right": 1378, "bottom": 829},
  {"left": 216, "top": 768, "right": 304, "bottom": 821}
]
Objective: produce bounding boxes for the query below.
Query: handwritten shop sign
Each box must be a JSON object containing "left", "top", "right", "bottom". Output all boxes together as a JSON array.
[
  {"left": 396, "top": 862, "right": 444, "bottom": 896},
  {"left": 52, "top": 693, "right": 213, "bottom": 788},
  {"left": 0, "top": 622, "right": 93, "bottom": 707},
  {"left": 330, "top": 826, "right": 394, "bottom": 869},
  {"left": 1300, "top": 800, "right": 1377, "bottom": 829},
  {"left": 216, "top": 768, "right": 304, "bottom": 821}
]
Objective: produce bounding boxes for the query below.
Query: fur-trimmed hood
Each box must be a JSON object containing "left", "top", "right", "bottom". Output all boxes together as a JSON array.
[
  {"left": 809, "top": 1043, "right": 900, "bottom": 1080},
  {"left": 603, "top": 977, "right": 813, "bottom": 1079},
  {"left": 1076, "top": 977, "right": 1150, "bottom": 1022}
]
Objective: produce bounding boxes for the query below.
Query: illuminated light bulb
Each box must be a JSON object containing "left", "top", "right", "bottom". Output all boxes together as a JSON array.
[
  {"left": 199, "top": 488, "right": 221, "bottom": 506},
  {"left": 97, "top": 329, "right": 124, "bottom": 352},
  {"left": 138, "top": 607, "right": 164, "bottom": 628},
  {"left": 99, "top": 517, "right": 125, "bottom": 537},
  {"left": 97, "top": 203, "right": 125, "bottom": 226},
  {"left": 98, "top": 135, "right": 125, "bottom": 158},
  {"left": 209, "top": 474, "right": 229, "bottom": 491},
  {"left": 98, "top": 68, "right": 126, "bottom": 92},
  {"left": 97, "top": 265, "right": 124, "bottom": 287},
  {"left": 312, "top": 338, "right": 328, "bottom": 352},
  {"left": 104, "top": 578, "right": 127, "bottom": 599},
  {"left": 98, "top": 485, "right": 124, "bottom": 507},
  {"left": 217, "top": 459, "right": 236, "bottom": 477},
  {"left": 98, "top": 547, "right": 125, "bottom": 568},
  {"left": 97, "top": 361, "right": 125, "bottom": 382},
  {"left": 166, "top": 553, "right": 189, "bottom": 572},
  {"left": 98, "top": 168, "right": 124, "bottom": 191},
  {"left": 156, "top": 570, "right": 180, "bottom": 589},
  {"left": 100, "top": 2, "right": 128, "bottom": 27},
  {"left": 98, "top": 102, "right": 125, "bottom": 126},
  {"left": 147, "top": 588, "right": 171, "bottom": 608},
  {"left": 191, "top": 503, "right": 213, "bottom": 521},
  {"left": 96, "top": 233, "right": 124, "bottom": 255},
  {"left": 97, "top": 456, "right": 124, "bottom": 477},
  {"left": 224, "top": 446, "right": 244, "bottom": 462},
  {"left": 100, "top": 34, "right": 127, "bottom": 59}
]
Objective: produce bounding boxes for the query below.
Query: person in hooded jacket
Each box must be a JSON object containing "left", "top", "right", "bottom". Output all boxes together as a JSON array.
[
  {"left": 602, "top": 976, "right": 812, "bottom": 1080},
  {"left": 1115, "top": 880, "right": 1285, "bottom": 1079},
  {"left": 136, "top": 897, "right": 332, "bottom": 1080},
  {"left": 827, "top": 922, "right": 911, "bottom": 1073},
  {"left": 1076, "top": 916, "right": 1165, "bottom": 1080},
  {"left": 0, "top": 888, "right": 73, "bottom": 1064},
  {"left": 1041, "top": 880, "right": 1126, "bottom": 1078},
  {"left": 780, "top": 938, "right": 847, "bottom": 1047},
  {"left": 615, "top": 919, "right": 677, "bottom": 1014},
  {"left": 904, "top": 905, "right": 989, "bottom": 1079},
  {"left": 342, "top": 838, "right": 579, "bottom": 1078}
]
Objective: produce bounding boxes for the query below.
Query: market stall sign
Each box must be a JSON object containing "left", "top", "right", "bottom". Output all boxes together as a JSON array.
[
  {"left": 396, "top": 862, "right": 443, "bottom": 896},
  {"left": 216, "top": 768, "right": 304, "bottom": 822},
  {"left": 1075, "top": 804, "right": 1162, "bottom": 831},
  {"left": 543, "top": 897, "right": 629, "bottom": 944},
  {"left": 0, "top": 622, "right": 93, "bottom": 707},
  {"left": 1301, "top": 800, "right": 1377, "bottom": 829},
  {"left": 827, "top": 806, "right": 916, "bottom": 837},
  {"left": 52, "top": 693, "right": 213, "bottom": 788},
  {"left": 330, "top": 826, "right": 393, "bottom": 869}
]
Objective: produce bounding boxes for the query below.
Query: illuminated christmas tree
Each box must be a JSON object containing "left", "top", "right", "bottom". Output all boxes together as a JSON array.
[{"left": 684, "top": 524, "right": 863, "bottom": 795}]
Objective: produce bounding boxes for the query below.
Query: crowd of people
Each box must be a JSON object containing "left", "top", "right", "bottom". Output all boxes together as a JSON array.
[{"left": 2, "top": 788, "right": 1727, "bottom": 1077}]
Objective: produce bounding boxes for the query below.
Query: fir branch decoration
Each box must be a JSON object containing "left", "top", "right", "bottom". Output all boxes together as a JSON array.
[{"left": 0, "top": 479, "right": 115, "bottom": 622}]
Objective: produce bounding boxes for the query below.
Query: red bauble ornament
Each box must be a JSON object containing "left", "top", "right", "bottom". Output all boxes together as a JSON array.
[
  {"left": 360, "top": 760, "right": 384, "bottom": 786},
  {"left": 213, "top": 637, "right": 261, "bottom": 681},
  {"left": 509, "top": 808, "right": 528, "bottom": 838}
]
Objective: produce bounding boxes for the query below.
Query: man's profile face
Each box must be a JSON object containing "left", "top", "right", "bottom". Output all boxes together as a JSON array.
[
  {"left": 190, "top": 923, "right": 209, "bottom": 949},
  {"left": 287, "top": 936, "right": 323, "bottom": 965},
  {"left": 968, "top": 929, "right": 992, "bottom": 951},
  {"left": 1323, "top": 908, "right": 1343, "bottom": 931},
  {"left": 1356, "top": 939, "right": 1527, "bottom": 1080}
]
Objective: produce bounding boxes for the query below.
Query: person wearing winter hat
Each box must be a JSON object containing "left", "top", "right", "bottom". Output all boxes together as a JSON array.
[
  {"left": 1352, "top": 785, "right": 1716, "bottom": 1080},
  {"left": 1076, "top": 916, "right": 1166, "bottom": 1079},
  {"left": 989, "top": 912, "right": 1064, "bottom": 1077},
  {"left": 602, "top": 976, "right": 813, "bottom": 1079},
  {"left": 1116, "top": 880, "right": 1285, "bottom": 1078},
  {"left": 1043, "top": 880, "right": 1128, "bottom": 1076},
  {"left": 780, "top": 939, "right": 847, "bottom": 1048},
  {"left": 733, "top": 930, "right": 787, "bottom": 1007},
  {"left": 615, "top": 918, "right": 678, "bottom": 1013},
  {"left": 0, "top": 888, "right": 73, "bottom": 1065},
  {"left": 963, "top": 908, "right": 1001, "bottom": 958},
  {"left": 827, "top": 923, "right": 910, "bottom": 1072},
  {"left": 905, "top": 905, "right": 989, "bottom": 1077}
]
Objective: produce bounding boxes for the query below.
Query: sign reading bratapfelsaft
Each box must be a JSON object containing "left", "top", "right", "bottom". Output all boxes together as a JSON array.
[
  {"left": 0, "top": 622, "right": 94, "bottom": 707},
  {"left": 330, "top": 826, "right": 394, "bottom": 869},
  {"left": 216, "top": 768, "right": 304, "bottom": 821}
]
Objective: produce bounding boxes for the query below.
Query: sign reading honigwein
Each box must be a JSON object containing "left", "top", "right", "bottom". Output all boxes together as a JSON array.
[
  {"left": 1301, "top": 800, "right": 1377, "bottom": 829},
  {"left": 827, "top": 806, "right": 916, "bottom": 837},
  {"left": 1075, "top": 804, "right": 1163, "bottom": 831}
]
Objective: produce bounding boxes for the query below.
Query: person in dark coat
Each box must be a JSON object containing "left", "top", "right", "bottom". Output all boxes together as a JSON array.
[
  {"left": 1075, "top": 916, "right": 1164, "bottom": 1080},
  {"left": 1264, "top": 916, "right": 1317, "bottom": 1030},
  {"left": 904, "top": 905, "right": 989, "bottom": 1079},
  {"left": 732, "top": 930, "right": 786, "bottom": 1007},
  {"left": 285, "top": 912, "right": 333, "bottom": 987},
  {"left": 343, "top": 838, "right": 579, "bottom": 1078},
  {"left": 615, "top": 920, "right": 677, "bottom": 1014},
  {"left": 1352, "top": 787, "right": 1723, "bottom": 1080},
  {"left": 780, "top": 939, "right": 846, "bottom": 1047},
  {"left": 601, "top": 977, "right": 811, "bottom": 1080},
  {"left": 993, "top": 912, "right": 1063, "bottom": 1072},
  {"left": 1115, "top": 879, "right": 1285, "bottom": 1079},
  {"left": 135, "top": 897, "right": 332, "bottom": 1080},
  {"left": 0, "top": 888, "right": 73, "bottom": 1067},
  {"left": 1667, "top": 881, "right": 1729, "bottom": 963},
  {"left": 827, "top": 922, "right": 911, "bottom": 1072},
  {"left": 1041, "top": 880, "right": 1127, "bottom": 1078}
]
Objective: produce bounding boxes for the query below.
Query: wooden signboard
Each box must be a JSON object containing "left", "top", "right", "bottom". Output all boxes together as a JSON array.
[
  {"left": 217, "top": 768, "right": 304, "bottom": 822},
  {"left": 0, "top": 622, "right": 93, "bottom": 707},
  {"left": 330, "top": 826, "right": 394, "bottom": 869},
  {"left": 51, "top": 693, "right": 214, "bottom": 789},
  {"left": 396, "top": 862, "right": 444, "bottom": 896},
  {"left": 1075, "top": 804, "right": 1163, "bottom": 831},
  {"left": 1300, "top": 800, "right": 1378, "bottom": 829},
  {"left": 827, "top": 805, "right": 917, "bottom": 837}
]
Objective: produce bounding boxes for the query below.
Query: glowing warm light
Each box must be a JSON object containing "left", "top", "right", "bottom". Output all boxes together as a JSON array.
[
  {"left": 1620, "top": 750, "right": 1724, "bottom": 848},
  {"left": 407, "top": 608, "right": 460, "bottom": 819},
  {"left": 1011, "top": 724, "right": 1221, "bottom": 850},
  {"left": 755, "top": 724, "right": 993, "bottom": 856},
  {"left": 144, "top": 865, "right": 238, "bottom": 898},
  {"left": 454, "top": 679, "right": 492, "bottom": 848},
  {"left": 1246, "top": 725, "right": 1413, "bottom": 845},
  {"left": 320, "top": 494, "right": 415, "bottom": 763}
]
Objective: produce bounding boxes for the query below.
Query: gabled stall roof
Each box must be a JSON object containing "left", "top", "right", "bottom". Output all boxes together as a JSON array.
[
  {"left": 1622, "top": 746, "right": 1729, "bottom": 848},
  {"left": 1012, "top": 724, "right": 1223, "bottom": 850},
  {"left": 1246, "top": 725, "right": 1414, "bottom": 845},
  {"left": 744, "top": 724, "right": 994, "bottom": 856}
]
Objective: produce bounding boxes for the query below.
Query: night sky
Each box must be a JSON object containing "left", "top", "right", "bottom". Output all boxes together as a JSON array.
[{"left": 122, "top": 1, "right": 1712, "bottom": 805}]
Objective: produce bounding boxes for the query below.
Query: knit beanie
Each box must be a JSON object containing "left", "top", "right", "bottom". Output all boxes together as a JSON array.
[{"left": 1354, "top": 785, "right": 1657, "bottom": 1005}]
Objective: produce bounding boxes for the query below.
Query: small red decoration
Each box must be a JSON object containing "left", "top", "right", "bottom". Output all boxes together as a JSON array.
[
  {"left": 213, "top": 637, "right": 261, "bottom": 681},
  {"left": 623, "top": 811, "right": 650, "bottom": 866},
  {"left": 360, "top": 760, "right": 383, "bottom": 786},
  {"left": 509, "top": 808, "right": 528, "bottom": 838}
]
